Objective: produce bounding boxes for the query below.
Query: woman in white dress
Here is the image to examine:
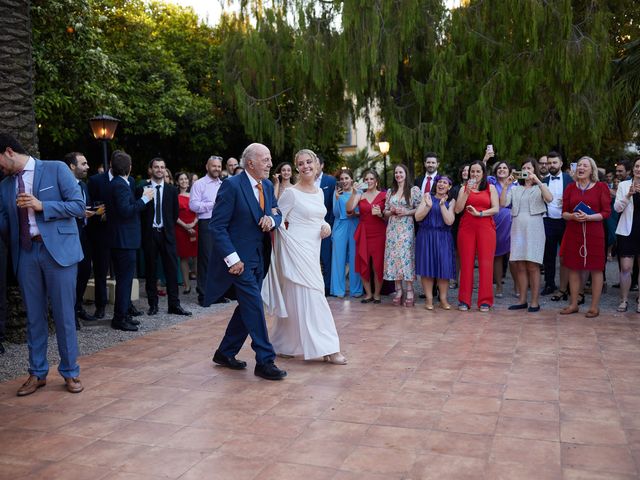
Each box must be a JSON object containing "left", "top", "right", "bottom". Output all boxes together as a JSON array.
[{"left": 266, "top": 149, "right": 347, "bottom": 365}]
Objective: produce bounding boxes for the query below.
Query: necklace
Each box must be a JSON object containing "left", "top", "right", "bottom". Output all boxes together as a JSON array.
[{"left": 577, "top": 181, "right": 591, "bottom": 194}]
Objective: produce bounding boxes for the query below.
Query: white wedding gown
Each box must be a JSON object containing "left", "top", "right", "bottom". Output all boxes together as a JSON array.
[{"left": 262, "top": 188, "right": 341, "bottom": 359}]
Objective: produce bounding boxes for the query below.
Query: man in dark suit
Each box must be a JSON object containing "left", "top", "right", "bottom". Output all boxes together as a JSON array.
[
  {"left": 0, "top": 171, "right": 6, "bottom": 354},
  {"left": 414, "top": 152, "right": 439, "bottom": 193},
  {"left": 315, "top": 155, "right": 336, "bottom": 295},
  {"left": 88, "top": 162, "right": 143, "bottom": 319},
  {"left": 541, "top": 151, "right": 574, "bottom": 296},
  {"left": 64, "top": 152, "right": 98, "bottom": 327},
  {"left": 205, "top": 143, "right": 286, "bottom": 380},
  {"left": 138, "top": 157, "right": 191, "bottom": 317},
  {"left": 0, "top": 133, "right": 85, "bottom": 395},
  {"left": 106, "top": 151, "right": 155, "bottom": 331}
]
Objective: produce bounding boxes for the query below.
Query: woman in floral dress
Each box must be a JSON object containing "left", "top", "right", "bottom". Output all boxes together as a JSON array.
[{"left": 383, "top": 164, "right": 422, "bottom": 307}]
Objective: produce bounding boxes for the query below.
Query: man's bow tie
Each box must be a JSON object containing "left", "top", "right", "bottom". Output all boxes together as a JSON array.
[{"left": 550, "top": 176, "right": 560, "bottom": 180}]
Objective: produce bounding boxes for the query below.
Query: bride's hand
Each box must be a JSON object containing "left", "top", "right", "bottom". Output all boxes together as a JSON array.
[{"left": 320, "top": 223, "right": 331, "bottom": 239}]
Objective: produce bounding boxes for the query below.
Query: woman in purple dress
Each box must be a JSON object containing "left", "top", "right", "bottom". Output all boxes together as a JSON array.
[
  {"left": 490, "top": 161, "right": 516, "bottom": 297},
  {"left": 415, "top": 176, "right": 457, "bottom": 310}
]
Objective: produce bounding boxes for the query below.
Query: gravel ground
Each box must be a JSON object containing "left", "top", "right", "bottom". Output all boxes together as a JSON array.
[{"left": 0, "top": 260, "right": 635, "bottom": 383}]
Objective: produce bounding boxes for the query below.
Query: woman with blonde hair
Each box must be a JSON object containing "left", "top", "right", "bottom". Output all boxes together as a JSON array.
[{"left": 559, "top": 156, "right": 611, "bottom": 317}]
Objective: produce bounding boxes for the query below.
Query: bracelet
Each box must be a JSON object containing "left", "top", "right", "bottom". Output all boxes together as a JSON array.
[{"left": 480, "top": 211, "right": 484, "bottom": 217}]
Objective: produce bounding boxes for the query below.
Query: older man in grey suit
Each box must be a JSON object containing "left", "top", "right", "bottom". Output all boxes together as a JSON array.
[{"left": 0, "top": 133, "right": 86, "bottom": 396}]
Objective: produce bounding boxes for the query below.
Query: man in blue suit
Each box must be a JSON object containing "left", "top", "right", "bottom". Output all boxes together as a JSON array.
[
  {"left": 106, "top": 151, "right": 154, "bottom": 331},
  {"left": 205, "top": 143, "right": 287, "bottom": 380},
  {"left": 0, "top": 133, "right": 85, "bottom": 396},
  {"left": 316, "top": 155, "right": 336, "bottom": 295}
]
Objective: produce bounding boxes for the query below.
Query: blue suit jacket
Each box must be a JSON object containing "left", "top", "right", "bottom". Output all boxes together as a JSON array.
[
  {"left": 105, "top": 176, "right": 147, "bottom": 249},
  {"left": 0, "top": 159, "right": 85, "bottom": 274},
  {"left": 319, "top": 173, "right": 336, "bottom": 225},
  {"left": 204, "top": 172, "right": 282, "bottom": 303}
]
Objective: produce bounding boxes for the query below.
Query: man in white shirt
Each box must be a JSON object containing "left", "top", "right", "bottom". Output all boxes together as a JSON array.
[
  {"left": 189, "top": 155, "right": 225, "bottom": 305},
  {"left": 415, "top": 152, "right": 439, "bottom": 194}
]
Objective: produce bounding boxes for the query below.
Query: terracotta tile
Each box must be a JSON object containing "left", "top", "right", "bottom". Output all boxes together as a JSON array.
[
  {"left": 0, "top": 453, "right": 51, "bottom": 479},
  {"left": 425, "top": 431, "right": 492, "bottom": 459},
  {"left": 411, "top": 453, "right": 486, "bottom": 480},
  {"left": 562, "top": 469, "right": 637, "bottom": 480},
  {"left": 359, "top": 425, "right": 430, "bottom": 451},
  {"left": 255, "top": 462, "right": 335, "bottom": 480},
  {"left": 297, "top": 419, "right": 369, "bottom": 444},
  {"left": 102, "top": 420, "right": 182, "bottom": 445},
  {"left": 320, "top": 401, "right": 381, "bottom": 424},
  {"left": 119, "top": 446, "right": 208, "bottom": 478},
  {"left": 72, "top": 440, "right": 147, "bottom": 467},
  {"left": 504, "top": 383, "right": 559, "bottom": 402},
  {"left": 331, "top": 471, "right": 404, "bottom": 480},
  {"left": 101, "top": 473, "right": 166, "bottom": 480},
  {"left": 158, "top": 426, "right": 231, "bottom": 450},
  {"left": 560, "top": 391, "right": 617, "bottom": 409},
  {"left": 375, "top": 406, "right": 438, "bottom": 429},
  {"left": 341, "top": 445, "right": 416, "bottom": 474},
  {"left": 434, "top": 412, "right": 498, "bottom": 435},
  {"left": 245, "top": 414, "right": 312, "bottom": 438},
  {"left": 559, "top": 377, "right": 613, "bottom": 394},
  {"left": 452, "top": 382, "right": 505, "bottom": 398},
  {"left": 218, "top": 432, "right": 292, "bottom": 458},
  {"left": 442, "top": 395, "right": 502, "bottom": 415},
  {"left": 0, "top": 428, "right": 46, "bottom": 456},
  {"left": 560, "top": 404, "right": 621, "bottom": 423},
  {"left": 138, "top": 402, "right": 208, "bottom": 425},
  {"left": 562, "top": 444, "right": 637, "bottom": 475},
  {"left": 30, "top": 461, "right": 111, "bottom": 480},
  {"left": 281, "top": 437, "right": 356, "bottom": 468},
  {"left": 501, "top": 399, "right": 559, "bottom": 422},
  {"left": 178, "top": 451, "right": 265, "bottom": 480},
  {"left": 495, "top": 416, "right": 559, "bottom": 441},
  {"left": 194, "top": 408, "right": 258, "bottom": 430},
  {"left": 56, "top": 415, "right": 132, "bottom": 439},
  {"left": 6, "top": 410, "right": 83, "bottom": 432},
  {"left": 92, "top": 399, "right": 167, "bottom": 420},
  {"left": 485, "top": 462, "right": 561, "bottom": 479},
  {"left": 561, "top": 420, "right": 627, "bottom": 445},
  {"left": 490, "top": 436, "right": 561, "bottom": 467},
  {"left": 267, "top": 398, "right": 333, "bottom": 418}
]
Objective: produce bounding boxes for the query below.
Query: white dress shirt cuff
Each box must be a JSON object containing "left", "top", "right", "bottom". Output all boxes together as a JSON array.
[
  {"left": 142, "top": 196, "right": 151, "bottom": 204},
  {"left": 224, "top": 252, "right": 241, "bottom": 267},
  {"left": 269, "top": 216, "right": 275, "bottom": 229}
]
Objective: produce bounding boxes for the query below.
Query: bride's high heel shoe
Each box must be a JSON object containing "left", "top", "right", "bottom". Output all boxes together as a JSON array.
[{"left": 323, "top": 352, "right": 347, "bottom": 365}]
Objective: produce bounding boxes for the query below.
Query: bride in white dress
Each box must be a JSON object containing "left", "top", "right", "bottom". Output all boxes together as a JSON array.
[{"left": 264, "top": 149, "right": 347, "bottom": 365}]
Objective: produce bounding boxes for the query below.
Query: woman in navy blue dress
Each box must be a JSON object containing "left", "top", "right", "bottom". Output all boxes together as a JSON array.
[{"left": 415, "top": 176, "right": 457, "bottom": 310}]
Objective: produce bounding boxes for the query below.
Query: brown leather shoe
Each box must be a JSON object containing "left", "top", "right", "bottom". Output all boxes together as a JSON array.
[
  {"left": 16, "top": 375, "right": 46, "bottom": 396},
  {"left": 64, "top": 377, "right": 84, "bottom": 394}
]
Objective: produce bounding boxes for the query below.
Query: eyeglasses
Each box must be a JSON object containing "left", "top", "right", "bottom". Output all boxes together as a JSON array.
[{"left": 209, "top": 155, "right": 223, "bottom": 161}]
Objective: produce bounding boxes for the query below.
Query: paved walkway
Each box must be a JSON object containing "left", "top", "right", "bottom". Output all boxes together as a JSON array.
[{"left": 1, "top": 298, "right": 640, "bottom": 479}]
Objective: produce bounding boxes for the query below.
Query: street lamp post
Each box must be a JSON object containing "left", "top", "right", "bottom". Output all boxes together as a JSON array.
[
  {"left": 378, "top": 141, "right": 390, "bottom": 189},
  {"left": 89, "top": 114, "right": 120, "bottom": 172}
]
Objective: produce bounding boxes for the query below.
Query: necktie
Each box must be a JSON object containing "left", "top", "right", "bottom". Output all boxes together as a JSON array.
[
  {"left": 80, "top": 184, "right": 87, "bottom": 225},
  {"left": 424, "top": 176, "right": 432, "bottom": 193},
  {"left": 17, "top": 171, "right": 32, "bottom": 251},
  {"left": 155, "top": 185, "right": 162, "bottom": 225},
  {"left": 256, "top": 182, "right": 265, "bottom": 210},
  {"left": 550, "top": 176, "right": 560, "bottom": 181}
]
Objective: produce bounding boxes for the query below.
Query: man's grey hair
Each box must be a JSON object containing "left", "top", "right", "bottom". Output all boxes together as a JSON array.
[{"left": 240, "top": 143, "right": 266, "bottom": 168}]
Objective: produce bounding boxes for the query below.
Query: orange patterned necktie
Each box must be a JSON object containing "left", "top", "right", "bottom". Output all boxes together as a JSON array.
[{"left": 256, "top": 182, "right": 265, "bottom": 210}]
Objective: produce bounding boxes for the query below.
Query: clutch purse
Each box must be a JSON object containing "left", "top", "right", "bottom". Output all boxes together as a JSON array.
[{"left": 573, "top": 201, "right": 596, "bottom": 215}]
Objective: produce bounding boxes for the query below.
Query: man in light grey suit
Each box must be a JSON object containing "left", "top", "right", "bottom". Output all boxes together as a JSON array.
[{"left": 0, "top": 134, "right": 86, "bottom": 396}]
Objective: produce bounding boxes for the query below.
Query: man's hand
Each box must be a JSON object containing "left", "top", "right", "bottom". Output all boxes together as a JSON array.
[
  {"left": 229, "top": 260, "right": 244, "bottom": 275},
  {"left": 143, "top": 187, "right": 155, "bottom": 201},
  {"left": 16, "top": 193, "right": 43, "bottom": 212},
  {"left": 258, "top": 215, "right": 273, "bottom": 232},
  {"left": 85, "top": 209, "right": 97, "bottom": 218}
]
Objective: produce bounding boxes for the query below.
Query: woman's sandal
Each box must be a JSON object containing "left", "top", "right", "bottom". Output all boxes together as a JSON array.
[
  {"left": 617, "top": 300, "right": 628, "bottom": 313},
  {"left": 550, "top": 290, "right": 568, "bottom": 302},
  {"left": 424, "top": 303, "right": 434, "bottom": 311},
  {"left": 560, "top": 306, "right": 579, "bottom": 315},
  {"left": 585, "top": 309, "right": 599, "bottom": 318},
  {"left": 405, "top": 292, "right": 415, "bottom": 307},
  {"left": 392, "top": 291, "right": 403, "bottom": 306}
]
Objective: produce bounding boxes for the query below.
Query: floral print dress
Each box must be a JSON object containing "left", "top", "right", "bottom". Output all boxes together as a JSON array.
[{"left": 383, "top": 186, "right": 422, "bottom": 281}]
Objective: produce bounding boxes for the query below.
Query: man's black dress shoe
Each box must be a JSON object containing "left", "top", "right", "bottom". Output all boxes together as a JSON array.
[
  {"left": 128, "top": 305, "right": 144, "bottom": 317},
  {"left": 77, "top": 308, "right": 97, "bottom": 322},
  {"left": 126, "top": 315, "right": 140, "bottom": 326},
  {"left": 0, "top": 341, "right": 5, "bottom": 354},
  {"left": 93, "top": 306, "right": 105, "bottom": 319},
  {"left": 213, "top": 297, "right": 230, "bottom": 304},
  {"left": 254, "top": 361, "right": 287, "bottom": 380},
  {"left": 147, "top": 305, "right": 159, "bottom": 315},
  {"left": 213, "top": 350, "right": 247, "bottom": 370},
  {"left": 168, "top": 305, "right": 192, "bottom": 316},
  {"left": 110, "top": 319, "right": 138, "bottom": 332},
  {"left": 540, "top": 285, "right": 556, "bottom": 296}
]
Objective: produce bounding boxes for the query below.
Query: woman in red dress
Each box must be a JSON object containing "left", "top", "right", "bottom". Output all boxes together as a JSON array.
[
  {"left": 560, "top": 156, "right": 610, "bottom": 317},
  {"left": 455, "top": 161, "right": 500, "bottom": 312},
  {"left": 346, "top": 169, "right": 387, "bottom": 303},
  {"left": 175, "top": 172, "right": 198, "bottom": 294}
]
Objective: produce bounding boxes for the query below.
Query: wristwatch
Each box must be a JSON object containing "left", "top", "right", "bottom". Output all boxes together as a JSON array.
[{"left": 480, "top": 211, "right": 484, "bottom": 217}]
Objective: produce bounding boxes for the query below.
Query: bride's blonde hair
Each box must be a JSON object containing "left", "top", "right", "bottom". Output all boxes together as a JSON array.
[{"left": 294, "top": 149, "right": 319, "bottom": 169}]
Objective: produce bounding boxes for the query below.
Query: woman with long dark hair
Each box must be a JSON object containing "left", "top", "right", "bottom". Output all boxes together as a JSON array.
[
  {"left": 455, "top": 161, "right": 500, "bottom": 311},
  {"left": 382, "top": 164, "right": 422, "bottom": 306},
  {"left": 272, "top": 161, "right": 296, "bottom": 199},
  {"left": 347, "top": 169, "right": 387, "bottom": 303},
  {"left": 174, "top": 172, "right": 198, "bottom": 294},
  {"left": 490, "top": 161, "right": 516, "bottom": 297}
]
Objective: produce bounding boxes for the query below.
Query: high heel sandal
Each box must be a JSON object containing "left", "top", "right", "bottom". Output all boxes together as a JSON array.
[
  {"left": 577, "top": 293, "right": 585, "bottom": 306},
  {"left": 617, "top": 300, "right": 628, "bottom": 312},
  {"left": 324, "top": 352, "right": 347, "bottom": 365},
  {"left": 550, "top": 290, "right": 568, "bottom": 302},
  {"left": 404, "top": 291, "right": 415, "bottom": 307},
  {"left": 392, "top": 291, "right": 403, "bottom": 306}
]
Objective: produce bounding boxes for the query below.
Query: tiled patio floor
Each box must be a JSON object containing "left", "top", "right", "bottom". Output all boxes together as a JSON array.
[{"left": 1, "top": 299, "right": 640, "bottom": 479}]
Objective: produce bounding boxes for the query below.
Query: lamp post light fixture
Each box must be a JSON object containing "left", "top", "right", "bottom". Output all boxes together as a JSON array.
[
  {"left": 89, "top": 114, "right": 120, "bottom": 172},
  {"left": 378, "top": 140, "right": 390, "bottom": 189}
]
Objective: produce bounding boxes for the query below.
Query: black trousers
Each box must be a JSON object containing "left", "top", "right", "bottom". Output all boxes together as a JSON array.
[
  {"left": 196, "top": 219, "right": 214, "bottom": 304},
  {"left": 543, "top": 217, "right": 566, "bottom": 289},
  {"left": 144, "top": 229, "right": 180, "bottom": 309},
  {"left": 0, "top": 237, "right": 7, "bottom": 340},
  {"left": 112, "top": 248, "right": 136, "bottom": 321},
  {"left": 91, "top": 236, "right": 111, "bottom": 309},
  {"left": 75, "top": 226, "right": 92, "bottom": 311}
]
